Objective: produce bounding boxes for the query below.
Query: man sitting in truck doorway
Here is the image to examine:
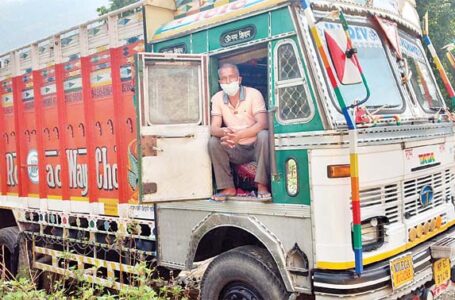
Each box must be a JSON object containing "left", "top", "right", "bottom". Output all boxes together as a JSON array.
[{"left": 208, "top": 63, "right": 270, "bottom": 202}]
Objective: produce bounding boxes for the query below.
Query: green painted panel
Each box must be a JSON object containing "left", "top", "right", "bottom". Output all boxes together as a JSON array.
[
  {"left": 152, "top": 36, "right": 191, "bottom": 54},
  {"left": 271, "top": 7, "right": 294, "bottom": 35},
  {"left": 191, "top": 31, "right": 208, "bottom": 54},
  {"left": 209, "top": 57, "right": 220, "bottom": 96},
  {"left": 207, "top": 14, "right": 269, "bottom": 51},
  {"left": 272, "top": 150, "right": 310, "bottom": 205},
  {"left": 151, "top": 8, "right": 296, "bottom": 54},
  {"left": 270, "top": 37, "right": 324, "bottom": 134}
]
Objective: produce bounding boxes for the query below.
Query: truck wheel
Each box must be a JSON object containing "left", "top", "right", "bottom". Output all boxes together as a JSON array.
[
  {"left": 200, "top": 245, "right": 289, "bottom": 300},
  {"left": 0, "top": 226, "right": 20, "bottom": 277}
]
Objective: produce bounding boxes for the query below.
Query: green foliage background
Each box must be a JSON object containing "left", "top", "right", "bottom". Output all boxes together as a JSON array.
[
  {"left": 416, "top": 0, "right": 454, "bottom": 104},
  {"left": 97, "top": 0, "right": 139, "bottom": 15}
]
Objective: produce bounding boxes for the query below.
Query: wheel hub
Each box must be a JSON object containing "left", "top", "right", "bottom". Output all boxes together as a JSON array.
[{"left": 221, "top": 281, "right": 263, "bottom": 300}]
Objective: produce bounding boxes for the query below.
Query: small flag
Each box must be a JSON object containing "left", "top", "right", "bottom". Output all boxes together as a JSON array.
[{"left": 375, "top": 17, "right": 402, "bottom": 59}]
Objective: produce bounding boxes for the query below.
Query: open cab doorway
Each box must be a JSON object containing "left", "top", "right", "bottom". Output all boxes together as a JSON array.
[
  {"left": 210, "top": 44, "right": 273, "bottom": 201},
  {"left": 136, "top": 44, "right": 272, "bottom": 203}
]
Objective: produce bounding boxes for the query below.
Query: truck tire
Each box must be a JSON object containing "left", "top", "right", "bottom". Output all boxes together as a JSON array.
[
  {"left": 0, "top": 226, "right": 20, "bottom": 277},
  {"left": 200, "top": 245, "right": 289, "bottom": 300}
]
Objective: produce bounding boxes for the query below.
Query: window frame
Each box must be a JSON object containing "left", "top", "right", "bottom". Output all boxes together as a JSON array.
[
  {"left": 274, "top": 38, "right": 315, "bottom": 124},
  {"left": 142, "top": 57, "right": 205, "bottom": 127}
]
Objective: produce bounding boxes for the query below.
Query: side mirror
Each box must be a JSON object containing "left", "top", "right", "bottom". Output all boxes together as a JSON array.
[{"left": 324, "top": 28, "right": 362, "bottom": 85}]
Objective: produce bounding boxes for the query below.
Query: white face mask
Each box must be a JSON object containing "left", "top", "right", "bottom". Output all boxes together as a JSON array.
[{"left": 220, "top": 81, "right": 240, "bottom": 96}]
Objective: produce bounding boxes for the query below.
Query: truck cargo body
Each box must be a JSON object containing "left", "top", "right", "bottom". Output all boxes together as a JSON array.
[{"left": 0, "top": 7, "right": 144, "bottom": 215}]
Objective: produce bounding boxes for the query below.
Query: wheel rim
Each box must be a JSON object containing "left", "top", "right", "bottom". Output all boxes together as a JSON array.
[{"left": 220, "top": 281, "right": 263, "bottom": 300}]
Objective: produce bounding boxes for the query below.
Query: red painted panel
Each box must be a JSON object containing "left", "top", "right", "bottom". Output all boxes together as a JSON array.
[
  {"left": 33, "top": 70, "right": 47, "bottom": 199},
  {"left": 90, "top": 49, "right": 119, "bottom": 203},
  {"left": 119, "top": 41, "right": 143, "bottom": 204},
  {"left": 40, "top": 66, "right": 62, "bottom": 198},
  {"left": 111, "top": 47, "right": 127, "bottom": 204},
  {"left": 55, "top": 64, "right": 70, "bottom": 200},
  {"left": 63, "top": 58, "right": 89, "bottom": 200},
  {"left": 0, "top": 80, "right": 9, "bottom": 194},
  {"left": 12, "top": 76, "right": 25, "bottom": 197},
  {"left": 20, "top": 72, "right": 39, "bottom": 198},
  {"left": 2, "top": 79, "right": 19, "bottom": 195},
  {"left": 0, "top": 40, "right": 143, "bottom": 208},
  {"left": 81, "top": 56, "right": 97, "bottom": 203}
]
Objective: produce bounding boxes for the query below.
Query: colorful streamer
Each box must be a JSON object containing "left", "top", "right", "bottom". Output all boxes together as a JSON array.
[
  {"left": 300, "top": 0, "right": 366, "bottom": 275},
  {"left": 422, "top": 13, "right": 455, "bottom": 107},
  {"left": 447, "top": 51, "right": 455, "bottom": 72}
]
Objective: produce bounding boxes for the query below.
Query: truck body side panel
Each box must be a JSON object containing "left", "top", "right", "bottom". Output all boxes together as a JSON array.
[{"left": 0, "top": 8, "right": 144, "bottom": 216}]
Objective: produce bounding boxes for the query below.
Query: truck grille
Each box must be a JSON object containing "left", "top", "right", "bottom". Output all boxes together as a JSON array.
[
  {"left": 359, "top": 184, "right": 400, "bottom": 224},
  {"left": 403, "top": 169, "right": 453, "bottom": 217}
]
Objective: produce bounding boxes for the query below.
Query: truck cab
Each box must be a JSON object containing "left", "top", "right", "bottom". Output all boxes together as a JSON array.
[
  {"left": 138, "top": 0, "right": 455, "bottom": 298},
  {"left": 0, "top": 0, "right": 454, "bottom": 299}
]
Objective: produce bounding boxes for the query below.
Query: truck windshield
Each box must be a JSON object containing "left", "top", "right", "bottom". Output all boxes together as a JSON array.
[
  {"left": 319, "top": 23, "right": 404, "bottom": 111},
  {"left": 400, "top": 36, "right": 444, "bottom": 112}
]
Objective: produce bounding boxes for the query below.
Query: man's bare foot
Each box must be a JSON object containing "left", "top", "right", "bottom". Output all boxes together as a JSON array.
[
  {"left": 219, "top": 187, "right": 236, "bottom": 195},
  {"left": 257, "top": 183, "right": 269, "bottom": 194}
]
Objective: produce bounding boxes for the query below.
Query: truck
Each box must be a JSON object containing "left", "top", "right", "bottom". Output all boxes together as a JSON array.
[{"left": 0, "top": 0, "right": 454, "bottom": 299}]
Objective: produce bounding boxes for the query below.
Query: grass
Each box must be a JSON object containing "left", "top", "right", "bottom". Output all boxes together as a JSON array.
[{"left": 0, "top": 260, "right": 191, "bottom": 300}]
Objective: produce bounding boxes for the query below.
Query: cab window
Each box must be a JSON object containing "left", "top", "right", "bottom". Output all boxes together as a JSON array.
[
  {"left": 146, "top": 62, "right": 201, "bottom": 125},
  {"left": 400, "top": 36, "right": 444, "bottom": 112},
  {"left": 274, "top": 39, "right": 313, "bottom": 123}
]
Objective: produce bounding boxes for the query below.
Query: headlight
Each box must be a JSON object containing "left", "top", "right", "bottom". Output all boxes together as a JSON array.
[{"left": 353, "top": 217, "right": 386, "bottom": 252}]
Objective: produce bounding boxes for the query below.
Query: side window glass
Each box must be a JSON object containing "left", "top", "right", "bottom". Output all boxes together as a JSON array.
[
  {"left": 278, "top": 44, "right": 301, "bottom": 81},
  {"left": 400, "top": 37, "right": 444, "bottom": 112},
  {"left": 275, "top": 40, "right": 313, "bottom": 123},
  {"left": 146, "top": 62, "right": 201, "bottom": 125}
]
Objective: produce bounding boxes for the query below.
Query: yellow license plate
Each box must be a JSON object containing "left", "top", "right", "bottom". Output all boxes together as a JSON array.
[
  {"left": 433, "top": 258, "right": 451, "bottom": 286},
  {"left": 390, "top": 254, "right": 414, "bottom": 289}
]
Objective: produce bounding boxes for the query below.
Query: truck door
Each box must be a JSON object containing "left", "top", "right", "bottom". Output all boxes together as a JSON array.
[{"left": 137, "top": 53, "right": 212, "bottom": 202}]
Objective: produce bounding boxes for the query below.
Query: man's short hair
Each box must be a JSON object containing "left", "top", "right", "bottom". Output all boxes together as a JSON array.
[{"left": 218, "top": 63, "right": 239, "bottom": 77}]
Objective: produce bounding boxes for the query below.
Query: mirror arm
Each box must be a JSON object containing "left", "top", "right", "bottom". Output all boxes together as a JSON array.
[
  {"left": 345, "top": 48, "right": 357, "bottom": 58},
  {"left": 347, "top": 77, "right": 370, "bottom": 109}
]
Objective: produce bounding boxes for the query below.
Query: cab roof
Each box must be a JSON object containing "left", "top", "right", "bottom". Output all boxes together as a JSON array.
[{"left": 151, "top": 0, "right": 421, "bottom": 42}]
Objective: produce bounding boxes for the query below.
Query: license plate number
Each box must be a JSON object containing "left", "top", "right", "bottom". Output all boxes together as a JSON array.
[
  {"left": 433, "top": 258, "right": 451, "bottom": 286},
  {"left": 390, "top": 254, "right": 414, "bottom": 289}
]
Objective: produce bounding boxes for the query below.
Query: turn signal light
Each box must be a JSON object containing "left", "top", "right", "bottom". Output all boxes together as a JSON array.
[
  {"left": 435, "top": 216, "right": 443, "bottom": 229},
  {"left": 416, "top": 224, "right": 424, "bottom": 238},
  {"left": 327, "top": 164, "right": 350, "bottom": 178},
  {"left": 408, "top": 216, "right": 444, "bottom": 242},
  {"left": 409, "top": 227, "right": 417, "bottom": 242},
  {"left": 430, "top": 218, "right": 436, "bottom": 231},
  {"left": 422, "top": 222, "right": 430, "bottom": 235}
]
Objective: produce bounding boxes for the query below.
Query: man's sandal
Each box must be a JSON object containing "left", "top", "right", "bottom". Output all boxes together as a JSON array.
[
  {"left": 257, "top": 191, "right": 272, "bottom": 201},
  {"left": 210, "top": 193, "right": 234, "bottom": 202}
]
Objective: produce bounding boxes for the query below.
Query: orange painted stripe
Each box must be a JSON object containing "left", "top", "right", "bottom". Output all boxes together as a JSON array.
[{"left": 351, "top": 177, "right": 359, "bottom": 200}]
